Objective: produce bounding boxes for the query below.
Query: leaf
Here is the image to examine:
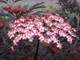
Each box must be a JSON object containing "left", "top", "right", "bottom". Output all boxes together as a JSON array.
[
  {"left": 22, "top": 2, "right": 45, "bottom": 16},
  {"left": 28, "top": 5, "right": 45, "bottom": 13},
  {"left": 31, "top": 2, "right": 45, "bottom": 8},
  {"left": 0, "top": 0, "right": 7, "bottom": 3},
  {"left": 23, "top": 4, "right": 29, "bottom": 12},
  {"left": 0, "top": 13, "right": 15, "bottom": 18},
  {"left": 0, "top": 9, "right": 4, "bottom": 13},
  {"left": 75, "top": 14, "right": 80, "bottom": 29},
  {"left": 13, "top": 0, "right": 23, "bottom": 2},
  {"left": 67, "top": 13, "right": 75, "bottom": 23},
  {"left": 0, "top": 18, "right": 16, "bottom": 22},
  {"left": 34, "top": 11, "right": 46, "bottom": 15},
  {"left": 0, "top": 9, "right": 15, "bottom": 18},
  {"left": 28, "top": 2, "right": 45, "bottom": 13},
  {"left": 0, "top": 13, "right": 7, "bottom": 16}
]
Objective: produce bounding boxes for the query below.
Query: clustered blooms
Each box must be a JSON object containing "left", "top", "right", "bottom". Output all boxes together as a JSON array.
[
  {"left": 2, "top": 5, "right": 24, "bottom": 15},
  {"left": 7, "top": 13, "right": 76, "bottom": 51}
]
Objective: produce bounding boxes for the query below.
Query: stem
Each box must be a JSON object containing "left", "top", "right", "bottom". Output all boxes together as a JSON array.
[
  {"left": 34, "top": 40, "right": 40, "bottom": 60},
  {"left": 40, "top": 44, "right": 54, "bottom": 60}
]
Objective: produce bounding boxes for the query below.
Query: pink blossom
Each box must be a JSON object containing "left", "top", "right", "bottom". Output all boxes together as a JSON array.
[
  {"left": 7, "top": 13, "right": 76, "bottom": 50},
  {"left": 59, "top": 30, "right": 66, "bottom": 37},
  {"left": 66, "top": 35, "right": 72, "bottom": 44},
  {"left": 10, "top": 46, "right": 15, "bottom": 51}
]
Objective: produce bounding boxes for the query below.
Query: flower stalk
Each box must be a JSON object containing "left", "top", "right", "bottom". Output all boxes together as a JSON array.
[
  {"left": 34, "top": 39, "right": 40, "bottom": 60},
  {"left": 40, "top": 44, "right": 54, "bottom": 60}
]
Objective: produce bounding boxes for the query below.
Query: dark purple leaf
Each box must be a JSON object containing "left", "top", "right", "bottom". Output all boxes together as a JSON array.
[
  {"left": 13, "top": 0, "right": 22, "bottom": 2},
  {"left": 23, "top": 4, "right": 29, "bottom": 12}
]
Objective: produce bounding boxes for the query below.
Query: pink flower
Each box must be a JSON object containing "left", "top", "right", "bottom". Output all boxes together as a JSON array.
[
  {"left": 7, "top": 13, "right": 76, "bottom": 50},
  {"left": 59, "top": 30, "right": 66, "bottom": 37},
  {"left": 66, "top": 35, "right": 72, "bottom": 44},
  {"left": 10, "top": 46, "right": 15, "bottom": 51}
]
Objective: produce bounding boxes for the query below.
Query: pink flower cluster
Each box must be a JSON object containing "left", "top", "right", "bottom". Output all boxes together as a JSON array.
[
  {"left": 2, "top": 5, "right": 24, "bottom": 14},
  {"left": 7, "top": 13, "right": 76, "bottom": 51}
]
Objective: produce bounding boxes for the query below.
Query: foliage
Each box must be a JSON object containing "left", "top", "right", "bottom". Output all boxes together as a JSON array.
[
  {"left": 0, "top": 0, "right": 80, "bottom": 60},
  {"left": 0, "top": 0, "right": 45, "bottom": 22},
  {"left": 57, "top": 0, "right": 80, "bottom": 30}
]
